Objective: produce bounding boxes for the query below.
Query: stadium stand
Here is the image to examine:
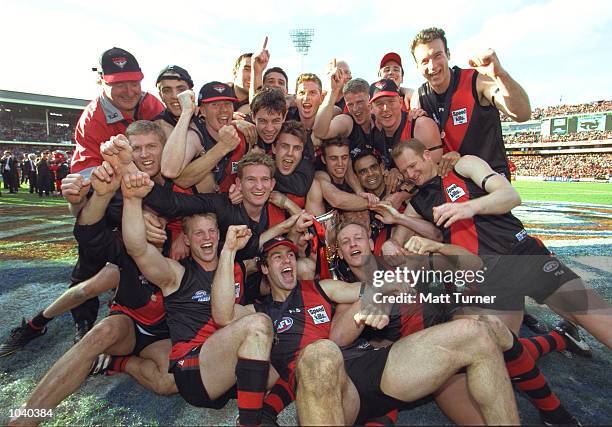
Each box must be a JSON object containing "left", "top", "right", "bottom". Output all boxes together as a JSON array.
[{"left": 509, "top": 153, "right": 612, "bottom": 180}]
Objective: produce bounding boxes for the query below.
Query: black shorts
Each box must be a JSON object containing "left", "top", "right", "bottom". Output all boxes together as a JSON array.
[
  {"left": 169, "top": 345, "right": 235, "bottom": 409},
  {"left": 462, "top": 237, "right": 580, "bottom": 311},
  {"left": 344, "top": 346, "right": 406, "bottom": 424},
  {"left": 108, "top": 311, "right": 170, "bottom": 356}
]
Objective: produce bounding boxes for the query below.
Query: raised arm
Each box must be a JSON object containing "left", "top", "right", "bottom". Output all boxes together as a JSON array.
[
  {"left": 211, "top": 225, "right": 256, "bottom": 326},
  {"left": 433, "top": 155, "right": 521, "bottom": 228},
  {"left": 78, "top": 161, "right": 120, "bottom": 225},
  {"left": 161, "top": 90, "right": 201, "bottom": 178},
  {"left": 121, "top": 171, "right": 183, "bottom": 295},
  {"left": 249, "top": 36, "right": 269, "bottom": 104},
  {"left": 471, "top": 49, "right": 531, "bottom": 122},
  {"left": 173, "top": 125, "right": 241, "bottom": 188},
  {"left": 313, "top": 61, "right": 351, "bottom": 139}
]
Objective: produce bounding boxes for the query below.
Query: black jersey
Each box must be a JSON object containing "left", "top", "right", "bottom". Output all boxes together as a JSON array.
[
  {"left": 418, "top": 67, "right": 509, "bottom": 178},
  {"left": 73, "top": 218, "right": 166, "bottom": 326},
  {"left": 347, "top": 114, "right": 374, "bottom": 152},
  {"left": 254, "top": 280, "right": 334, "bottom": 384},
  {"left": 143, "top": 185, "right": 264, "bottom": 260},
  {"left": 410, "top": 170, "right": 528, "bottom": 255},
  {"left": 166, "top": 257, "right": 245, "bottom": 362},
  {"left": 371, "top": 111, "right": 414, "bottom": 170}
]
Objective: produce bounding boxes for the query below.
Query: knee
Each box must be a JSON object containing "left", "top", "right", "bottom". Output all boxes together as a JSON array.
[
  {"left": 475, "top": 315, "right": 513, "bottom": 351},
  {"left": 152, "top": 375, "right": 178, "bottom": 396},
  {"left": 454, "top": 318, "right": 499, "bottom": 356},
  {"left": 80, "top": 321, "right": 119, "bottom": 351},
  {"left": 296, "top": 340, "right": 343, "bottom": 390},
  {"left": 245, "top": 313, "right": 273, "bottom": 339}
]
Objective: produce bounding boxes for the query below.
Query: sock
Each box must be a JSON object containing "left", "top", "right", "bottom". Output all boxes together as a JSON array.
[
  {"left": 365, "top": 408, "right": 399, "bottom": 426},
  {"left": 504, "top": 333, "right": 561, "bottom": 412},
  {"left": 520, "top": 331, "right": 567, "bottom": 361},
  {"left": 236, "top": 358, "right": 269, "bottom": 426},
  {"left": 110, "top": 356, "right": 131, "bottom": 373},
  {"left": 263, "top": 377, "right": 295, "bottom": 418},
  {"left": 29, "top": 311, "right": 53, "bottom": 330}
]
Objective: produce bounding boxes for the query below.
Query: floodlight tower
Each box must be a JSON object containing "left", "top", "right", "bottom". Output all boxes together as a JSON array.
[{"left": 290, "top": 28, "right": 315, "bottom": 73}]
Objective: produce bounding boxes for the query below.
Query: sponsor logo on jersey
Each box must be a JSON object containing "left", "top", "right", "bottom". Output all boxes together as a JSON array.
[
  {"left": 445, "top": 183, "right": 466, "bottom": 202},
  {"left": 138, "top": 274, "right": 150, "bottom": 286},
  {"left": 231, "top": 161, "right": 238, "bottom": 174},
  {"left": 515, "top": 229, "right": 528, "bottom": 242},
  {"left": 234, "top": 282, "right": 241, "bottom": 299},
  {"left": 543, "top": 260, "right": 560, "bottom": 273},
  {"left": 276, "top": 317, "right": 294, "bottom": 333},
  {"left": 191, "top": 290, "right": 210, "bottom": 302},
  {"left": 112, "top": 57, "right": 127, "bottom": 69},
  {"left": 307, "top": 305, "right": 330, "bottom": 324},
  {"left": 451, "top": 108, "right": 468, "bottom": 125}
]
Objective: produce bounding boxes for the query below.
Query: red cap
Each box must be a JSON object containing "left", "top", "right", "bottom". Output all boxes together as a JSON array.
[
  {"left": 261, "top": 236, "right": 298, "bottom": 255},
  {"left": 379, "top": 52, "right": 402, "bottom": 69}
]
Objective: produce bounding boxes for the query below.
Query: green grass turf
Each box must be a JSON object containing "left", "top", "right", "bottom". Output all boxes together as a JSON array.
[{"left": 512, "top": 180, "right": 611, "bottom": 205}]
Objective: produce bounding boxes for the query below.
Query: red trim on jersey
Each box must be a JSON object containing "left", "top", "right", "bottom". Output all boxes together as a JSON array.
[
  {"left": 399, "top": 303, "right": 425, "bottom": 337},
  {"left": 170, "top": 263, "right": 244, "bottom": 360},
  {"left": 109, "top": 289, "right": 165, "bottom": 326},
  {"left": 287, "top": 194, "right": 306, "bottom": 209},
  {"left": 267, "top": 203, "right": 289, "bottom": 227},
  {"left": 442, "top": 69, "right": 476, "bottom": 153},
  {"left": 400, "top": 118, "right": 412, "bottom": 142},
  {"left": 218, "top": 127, "right": 248, "bottom": 193},
  {"left": 442, "top": 172, "right": 479, "bottom": 254},
  {"left": 373, "top": 227, "right": 389, "bottom": 256}
]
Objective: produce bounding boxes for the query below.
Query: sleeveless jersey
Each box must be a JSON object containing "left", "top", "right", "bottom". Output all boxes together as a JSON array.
[
  {"left": 166, "top": 257, "right": 245, "bottom": 361},
  {"left": 409, "top": 171, "right": 528, "bottom": 255},
  {"left": 372, "top": 111, "right": 414, "bottom": 169},
  {"left": 418, "top": 68, "right": 510, "bottom": 178},
  {"left": 199, "top": 124, "right": 248, "bottom": 192},
  {"left": 254, "top": 280, "right": 334, "bottom": 384}
]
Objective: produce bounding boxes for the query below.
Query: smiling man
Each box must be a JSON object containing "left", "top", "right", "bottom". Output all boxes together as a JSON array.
[{"left": 71, "top": 47, "right": 164, "bottom": 175}]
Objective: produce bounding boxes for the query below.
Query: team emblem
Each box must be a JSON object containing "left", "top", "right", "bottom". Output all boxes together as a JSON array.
[
  {"left": 276, "top": 317, "right": 294, "bottom": 333},
  {"left": 213, "top": 85, "right": 226, "bottom": 93},
  {"left": 375, "top": 81, "right": 386, "bottom": 90},
  {"left": 543, "top": 260, "right": 560, "bottom": 273},
  {"left": 112, "top": 56, "right": 127, "bottom": 69}
]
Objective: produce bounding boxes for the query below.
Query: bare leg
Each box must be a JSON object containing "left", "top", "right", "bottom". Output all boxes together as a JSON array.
[
  {"left": 123, "top": 339, "right": 177, "bottom": 396},
  {"left": 544, "top": 278, "right": 612, "bottom": 347},
  {"left": 42, "top": 264, "right": 119, "bottom": 319},
  {"left": 9, "top": 315, "right": 135, "bottom": 426},
  {"left": 434, "top": 374, "right": 486, "bottom": 425},
  {"left": 380, "top": 318, "right": 519, "bottom": 425},
  {"left": 198, "top": 313, "right": 273, "bottom": 399},
  {"left": 294, "top": 339, "right": 360, "bottom": 425}
]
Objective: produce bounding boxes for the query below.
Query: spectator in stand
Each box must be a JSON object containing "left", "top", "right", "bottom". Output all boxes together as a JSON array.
[
  {"left": 509, "top": 153, "right": 612, "bottom": 179},
  {"left": 71, "top": 47, "right": 164, "bottom": 175}
]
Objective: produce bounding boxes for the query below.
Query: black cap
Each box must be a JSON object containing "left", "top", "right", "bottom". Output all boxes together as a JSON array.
[
  {"left": 369, "top": 79, "right": 400, "bottom": 103},
  {"left": 350, "top": 144, "right": 381, "bottom": 163},
  {"left": 94, "top": 47, "right": 143, "bottom": 83},
  {"left": 197, "top": 81, "right": 239, "bottom": 104},
  {"left": 156, "top": 65, "right": 194, "bottom": 89}
]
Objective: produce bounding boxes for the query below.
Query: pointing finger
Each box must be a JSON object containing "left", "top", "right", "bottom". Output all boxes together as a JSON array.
[{"left": 262, "top": 36, "right": 268, "bottom": 50}]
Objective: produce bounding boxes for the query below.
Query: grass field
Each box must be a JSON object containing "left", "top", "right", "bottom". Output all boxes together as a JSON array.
[
  {"left": 513, "top": 180, "right": 612, "bottom": 205},
  {"left": 0, "top": 180, "right": 611, "bottom": 425}
]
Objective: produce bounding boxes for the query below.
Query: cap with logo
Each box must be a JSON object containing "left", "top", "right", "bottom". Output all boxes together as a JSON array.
[
  {"left": 198, "top": 81, "right": 239, "bottom": 104},
  {"left": 350, "top": 144, "right": 382, "bottom": 164},
  {"left": 94, "top": 47, "right": 143, "bottom": 84},
  {"left": 156, "top": 65, "right": 194, "bottom": 89},
  {"left": 379, "top": 52, "right": 402, "bottom": 69},
  {"left": 369, "top": 79, "right": 400, "bottom": 104},
  {"left": 260, "top": 235, "right": 298, "bottom": 255}
]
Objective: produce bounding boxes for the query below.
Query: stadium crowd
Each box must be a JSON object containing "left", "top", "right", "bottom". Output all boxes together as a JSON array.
[
  {"left": 509, "top": 153, "right": 612, "bottom": 179},
  {"left": 500, "top": 100, "right": 612, "bottom": 121},
  {"left": 0, "top": 148, "right": 70, "bottom": 196},
  {"left": 3, "top": 27, "right": 612, "bottom": 427},
  {"left": 0, "top": 117, "right": 74, "bottom": 143},
  {"left": 503, "top": 129, "right": 612, "bottom": 145}
]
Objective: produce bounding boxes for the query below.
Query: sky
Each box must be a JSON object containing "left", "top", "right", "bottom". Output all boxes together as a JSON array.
[{"left": 2, "top": 0, "right": 611, "bottom": 109}]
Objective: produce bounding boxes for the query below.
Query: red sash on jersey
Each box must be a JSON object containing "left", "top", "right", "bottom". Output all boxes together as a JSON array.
[
  {"left": 400, "top": 118, "right": 412, "bottom": 142},
  {"left": 443, "top": 69, "right": 476, "bottom": 153},
  {"left": 110, "top": 289, "right": 165, "bottom": 326},
  {"left": 441, "top": 172, "right": 479, "bottom": 255},
  {"left": 218, "top": 127, "right": 248, "bottom": 193}
]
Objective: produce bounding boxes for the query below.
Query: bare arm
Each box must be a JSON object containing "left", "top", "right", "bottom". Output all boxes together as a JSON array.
[
  {"left": 313, "top": 61, "right": 350, "bottom": 139},
  {"left": 472, "top": 49, "right": 531, "bottom": 122},
  {"left": 413, "top": 116, "right": 442, "bottom": 150},
  {"left": 121, "top": 172, "right": 183, "bottom": 296},
  {"left": 372, "top": 203, "right": 443, "bottom": 242},
  {"left": 317, "top": 174, "right": 371, "bottom": 211},
  {"left": 78, "top": 162, "right": 119, "bottom": 225},
  {"left": 249, "top": 36, "right": 269, "bottom": 104},
  {"left": 319, "top": 279, "right": 361, "bottom": 304},
  {"left": 211, "top": 226, "right": 254, "bottom": 326},
  {"left": 329, "top": 301, "right": 365, "bottom": 346}
]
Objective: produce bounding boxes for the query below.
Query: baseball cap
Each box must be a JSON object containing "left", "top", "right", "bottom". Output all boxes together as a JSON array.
[
  {"left": 156, "top": 65, "right": 194, "bottom": 88},
  {"left": 350, "top": 144, "right": 381, "bottom": 164},
  {"left": 379, "top": 52, "right": 402, "bottom": 69},
  {"left": 369, "top": 79, "right": 400, "bottom": 104},
  {"left": 260, "top": 236, "right": 298, "bottom": 256},
  {"left": 94, "top": 47, "right": 144, "bottom": 84},
  {"left": 198, "top": 81, "right": 239, "bottom": 104}
]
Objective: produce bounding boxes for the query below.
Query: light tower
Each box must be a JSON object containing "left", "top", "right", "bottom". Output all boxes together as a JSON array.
[{"left": 290, "top": 28, "right": 315, "bottom": 72}]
